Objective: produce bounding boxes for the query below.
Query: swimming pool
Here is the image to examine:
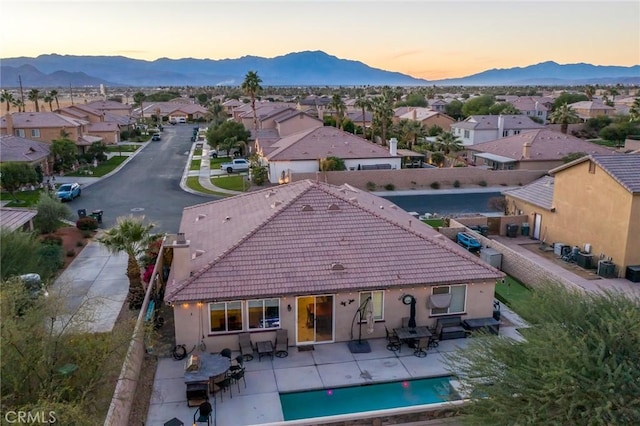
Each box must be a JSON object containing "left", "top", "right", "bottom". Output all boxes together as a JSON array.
[{"left": 280, "top": 376, "right": 456, "bottom": 421}]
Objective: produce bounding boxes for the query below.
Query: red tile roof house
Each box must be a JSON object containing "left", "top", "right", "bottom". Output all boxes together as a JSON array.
[
  {"left": 0, "top": 134, "right": 52, "bottom": 175},
  {"left": 450, "top": 114, "right": 545, "bottom": 146},
  {"left": 256, "top": 126, "right": 403, "bottom": 184},
  {"left": 163, "top": 180, "right": 504, "bottom": 353},
  {"left": 466, "top": 129, "right": 618, "bottom": 171}
]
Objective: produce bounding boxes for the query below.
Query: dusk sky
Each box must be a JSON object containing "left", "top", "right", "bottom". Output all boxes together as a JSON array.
[{"left": 1, "top": 0, "right": 639, "bottom": 80}]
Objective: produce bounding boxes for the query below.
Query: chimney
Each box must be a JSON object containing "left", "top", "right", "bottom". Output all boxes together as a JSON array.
[
  {"left": 522, "top": 141, "right": 532, "bottom": 159},
  {"left": 534, "top": 101, "right": 539, "bottom": 113},
  {"left": 389, "top": 137, "right": 398, "bottom": 156},
  {"left": 170, "top": 233, "right": 191, "bottom": 283},
  {"left": 5, "top": 113, "right": 13, "bottom": 135},
  {"left": 412, "top": 108, "right": 417, "bottom": 120},
  {"left": 498, "top": 114, "right": 505, "bottom": 138}
]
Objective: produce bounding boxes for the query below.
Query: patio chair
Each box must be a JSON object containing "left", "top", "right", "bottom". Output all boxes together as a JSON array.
[
  {"left": 193, "top": 400, "right": 214, "bottom": 426},
  {"left": 275, "top": 329, "right": 289, "bottom": 357},
  {"left": 428, "top": 326, "right": 440, "bottom": 349},
  {"left": 230, "top": 366, "right": 247, "bottom": 392},
  {"left": 385, "top": 326, "right": 401, "bottom": 352},
  {"left": 230, "top": 355, "right": 244, "bottom": 372},
  {"left": 238, "top": 333, "right": 254, "bottom": 361},
  {"left": 413, "top": 337, "right": 429, "bottom": 358},
  {"left": 401, "top": 317, "right": 410, "bottom": 328},
  {"left": 220, "top": 348, "right": 232, "bottom": 359},
  {"left": 214, "top": 373, "right": 233, "bottom": 402}
]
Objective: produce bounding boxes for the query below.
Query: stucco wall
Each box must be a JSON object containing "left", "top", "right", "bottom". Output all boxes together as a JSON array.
[
  {"left": 277, "top": 116, "right": 322, "bottom": 137},
  {"left": 292, "top": 168, "right": 545, "bottom": 191},
  {"left": 172, "top": 284, "right": 496, "bottom": 354}
]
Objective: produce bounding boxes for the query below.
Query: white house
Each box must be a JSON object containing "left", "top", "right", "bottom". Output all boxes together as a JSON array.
[{"left": 450, "top": 114, "right": 546, "bottom": 146}]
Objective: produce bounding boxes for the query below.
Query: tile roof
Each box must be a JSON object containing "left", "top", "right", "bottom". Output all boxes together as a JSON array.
[
  {"left": 451, "top": 115, "right": 545, "bottom": 131},
  {"left": 0, "top": 207, "right": 38, "bottom": 231},
  {"left": 88, "top": 122, "right": 119, "bottom": 132},
  {"left": 467, "top": 129, "right": 617, "bottom": 161},
  {"left": 265, "top": 126, "right": 395, "bottom": 161},
  {"left": 165, "top": 180, "right": 503, "bottom": 303},
  {"left": 0, "top": 135, "right": 51, "bottom": 162},
  {"left": 568, "top": 101, "right": 615, "bottom": 110},
  {"left": 503, "top": 176, "right": 555, "bottom": 209},
  {"left": 0, "top": 112, "right": 86, "bottom": 128},
  {"left": 550, "top": 154, "right": 640, "bottom": 193}
]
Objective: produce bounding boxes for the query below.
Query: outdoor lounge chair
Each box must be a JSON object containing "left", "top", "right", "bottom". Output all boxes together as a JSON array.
[
  {"left": 275, "top": 329, "right": 289, "bottom": 357},
  {"left": 238, "top": 333, "right": 254, "bottom": 361}
]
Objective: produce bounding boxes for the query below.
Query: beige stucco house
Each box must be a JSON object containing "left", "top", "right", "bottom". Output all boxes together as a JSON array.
[
  {"left": 163, "top": 180, "right": 504, "bottom": 353},
  {"left": 0, "top": 134, "right": 52, "bottom": 175},
  {"left": 503, "top": 154, "right": 640, "bottom": 277},
  {"left": 393, "top": 107, "right": 456, "bottom": 130},
  {"left": 568, "top": 101, "right": 616, "bottom": 120}
]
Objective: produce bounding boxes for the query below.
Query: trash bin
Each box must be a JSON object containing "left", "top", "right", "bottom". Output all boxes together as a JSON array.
[
  {"left": 506, "top": 224, "right": 518, "bottom": 238},
  {"left": 77, "top": 209, "right": 87, "bottom": 219},
  {"left": 521, "top": 223, "right": 530, "bottom": 236},
  {"left": 90, "top": 209, "right": 103, "bottom": 224},
  {"left": 493, "top": 300, "right": 501, "bottom": 321},
  {"left": 479, "top": 225, "right": 489, "bottom": 237}
]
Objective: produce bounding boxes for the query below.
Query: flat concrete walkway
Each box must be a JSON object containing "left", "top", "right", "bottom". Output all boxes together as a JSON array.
[{"left": 50, "top": 236, "right": 129, "bottom": 333}]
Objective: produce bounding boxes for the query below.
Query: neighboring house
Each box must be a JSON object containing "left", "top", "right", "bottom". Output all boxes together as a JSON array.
[
  {"left": 297, "top": 95, "right": 332, "bottom": 118},
  {"left": 163, "top": 180, "right": 503, "bottom": 352},
  {"left": 506, "top": 97, "right": 549, "bottom": 123},
  {"left": 428, "top": 99, "right": 448, "bottom": 113},
  {"left": 0, "top": 112, "right": 101, "bottom": 152},
  {"left": 221, "top": 99, "right": 244, "bottom": 116},
  {"left": 345, "top": 110, "right": 373, "bottom": 129},
  {"left": 503, "top": 154, "right": 640, "bottom": 277},
  {"left": 141, "top": 102, "right": 208, "bottom": 122},
  {"left": 450, "top": 114, "right": 546, "bottom": 146},
  {"left": 467, "top": 129, "right": 617, "bottom": 171},
  {"left": 256, "top": 126, "right": 402, "bottom": 184},
  {"left": 394, "top": 107, "right": 455, "bottom": 130},
  {"left": 567, "top": 101, "right": 616, "bottom": 120},
  {"left": 0, "top": 134, "right": 52, "bottom": 175},
  {"left": 0, "top": 207, "right": 38, "bottom": 232},
  {"left": 237, "top": 103, "right": 297, "bottom": 130}
]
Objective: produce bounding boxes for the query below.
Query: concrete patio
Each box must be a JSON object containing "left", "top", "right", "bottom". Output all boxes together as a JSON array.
[{"left": 145, "top": 307, "right": 525, "bottom": 426}]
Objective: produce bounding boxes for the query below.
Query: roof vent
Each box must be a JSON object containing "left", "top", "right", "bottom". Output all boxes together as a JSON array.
[
  {"left": 328, "top": 203, "right": 340, "bottom": 211},
  {"left": 301, "top": 204, "right": 314, "bottom": 211},
  {"left": 330, "top": 262, "right": 345, "bottom": 271},
  {"left": 196, "top": 214, "right": 207, "bottom": 222},
  {"left": 265, "top": 190, "right": 276, "bottom": 198},
  {"left": 271, "top": 201, "right": 282, "bottom": 209},
  {"left": 223, "top": 216, "right": 231, "bottom": 222},
  {"left": 192, "top": 249, "right": 205, "bottom": 259},
  {"left": 348, "top": 197, "right": 358, "bottom": 204}
]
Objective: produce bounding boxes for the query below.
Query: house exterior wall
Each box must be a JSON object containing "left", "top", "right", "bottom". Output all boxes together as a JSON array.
[
  {"left": 276, "top": 116, "right": 323, "bottom": 137},
  {"left": 171, "top": 283, "right": 496, "bottom": 353},
  {"left": 420, "top": 114, "right": 455, "bottom": 130},
  {"left": 3, "top": 126, "right": 82, "bottom": 144},
  {"left": 86, "top": 130, "right": 119, "bottom": 144},
  {"left": 551, "top": 161, "right": 638, "bottom": 275},
  {"left": 268, "top": 158, "right": 402, "bottom": 183}
]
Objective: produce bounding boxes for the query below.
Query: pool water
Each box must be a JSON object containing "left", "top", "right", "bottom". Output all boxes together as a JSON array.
[{"left": 280, "top": 376, "right": 455, "bottom": 421}]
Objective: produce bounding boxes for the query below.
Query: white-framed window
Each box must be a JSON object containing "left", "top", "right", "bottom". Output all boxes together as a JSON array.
[
  {"left": 430, "top": 285, "right": 466, "bottom": 316},
  {"left": 31, "top": 129, "right": 41, "bottom": 138},
  {"left": 14, "top": 129, "right": 25, "bottom": 137},
  {"left": 209, "top": 301, "right": 243, "bottom": 333},
  {"left": 359, "top": 290, "right": 384, "bottom": 321},
  {"left": 247, "top": 298, "right": 280, "bottom": 329},
  {"left": 463, "top": 130, "right": 470, "bottom": 138},
  {"left": 502, "top": 130, "right": 509, "bottom": 137}
]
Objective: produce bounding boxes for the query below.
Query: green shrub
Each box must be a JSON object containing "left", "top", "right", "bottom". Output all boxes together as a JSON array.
[
  {"left": 36, "top": 243, "right": 64, "bottom": 274},
  {"left": 66, "top": 249, "right": 75, "bottom": 257},
  {"left": 478, "top": 180, "right": 487, "bottom": 187},
  {"left": 366, "top": 181, "right": 376, "bottom": 191},
  {"left": 76, "top": 217, "right": 98, "bottom": 231},
  {"left": 430, "top": 181, "right": 440, "bottom": 189},
  {"left": 76, "top": 241, "right": 85, "bottom": 247},
  {"left": 453, "top": 180, "right": 460, "bottom": 188},
  {"left": 251, "top": 165, "right": 268, "bottom": 186},
  {"left": 35, "top": 192, "right": 72, "bottom": 234},
  {"left": 41, "top": 235, "right": 63, "bottom": 245},
  {"left": 384, "top": 183, "right": 395, "bottom": 191}
]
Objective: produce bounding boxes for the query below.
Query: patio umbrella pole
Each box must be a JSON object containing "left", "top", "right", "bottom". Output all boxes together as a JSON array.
[{"left": 348, "top": 296, "right": 372, "bottom": 353}]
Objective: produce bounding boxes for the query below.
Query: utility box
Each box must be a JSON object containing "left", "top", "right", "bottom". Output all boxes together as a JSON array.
[
  {"left": 597, "top": 260, "right": 616, "bottom": 278},
  {"left": 506, "top": 224, "right": 518, "bottom": 238},
  {"left": 480, "top": 247, "right": 502, "bottom": 269},
  {"left": 625, "top": 265, "right": 640, "bottom": 283}
]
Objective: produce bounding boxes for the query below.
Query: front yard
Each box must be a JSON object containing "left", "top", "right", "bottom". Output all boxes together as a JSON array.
[{"left": 66, "top": 156, "right": 128, "bottom": 177}]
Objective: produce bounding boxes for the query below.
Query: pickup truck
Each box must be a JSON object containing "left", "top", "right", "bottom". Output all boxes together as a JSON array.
[{"left": 221, "top": 158, "right": 250, "bottom": 174}]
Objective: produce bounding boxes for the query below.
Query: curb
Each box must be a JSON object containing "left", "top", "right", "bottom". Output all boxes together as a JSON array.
[{"left": 74, "top": 142, "right": 152, "bottom": 190}]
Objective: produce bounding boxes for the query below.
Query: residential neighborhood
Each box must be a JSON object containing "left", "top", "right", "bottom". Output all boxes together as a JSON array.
[{"left": 2, "top": 78, "right": 640, "bottom": 426}]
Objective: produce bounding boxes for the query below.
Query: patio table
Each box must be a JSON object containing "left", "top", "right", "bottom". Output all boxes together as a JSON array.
[
  {"left": 184, "top": 353, "right": 230, "bottom": 396},
  {"left": 394, "top": 326, "right": 432, "bottom": 341}
]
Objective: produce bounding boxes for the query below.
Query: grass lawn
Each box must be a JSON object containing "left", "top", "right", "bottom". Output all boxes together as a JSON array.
[
  {"left": 193, "top": 147, "right": 203, "bottom": 156},
  {"left": 190, "top": 159, "right": 201, "bottom": 171},
  {"left": 210, "top": 156, "right": 232, "bottom": 169},
  {"left": 185, "top": 176, "right": 229, "bottom": 196},
  {"left": 422, "top": 218, "right": 444, "bottom": 228},
  {"left": 0, "top": 189, "right": 44, "bottom": 207},
  {"left": 590, "top": 139, "right": 625, "bottom": 148},
  {"left": 105, "top": 144, "right": 139, "bottom": 153},
  {"left": 212, "top": 175, "right": 249, "bottom": 192},
  {"left": 66, "top": 156, "right": 128, "bottom": 177},
  {"left": 495, "top": 275, "right": 532, "bottom": 312}
]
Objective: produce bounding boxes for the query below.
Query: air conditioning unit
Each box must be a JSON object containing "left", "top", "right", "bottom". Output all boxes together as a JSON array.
[
  {"left": 554, "top": 243, "right": 568, "bottom": 257},
  {"left": 597, "top": 260, "right": 616, "bottom": 278}
]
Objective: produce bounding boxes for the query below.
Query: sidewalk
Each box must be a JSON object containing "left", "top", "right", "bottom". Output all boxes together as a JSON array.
[{"left": 180, "top": 141, "right": 244, "bottom": 196}]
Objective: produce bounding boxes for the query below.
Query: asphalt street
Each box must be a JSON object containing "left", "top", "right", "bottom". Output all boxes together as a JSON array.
[{"left": 66, "top": 124, "right": 218, "bottom": 234}]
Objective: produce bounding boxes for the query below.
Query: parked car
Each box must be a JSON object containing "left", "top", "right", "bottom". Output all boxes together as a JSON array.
[
  {"left": 56, "top": 182, "right": 81, "bottom": 201},
  {"left": 221, "top": 158, "right": 250, "bottom": 174},
  {"left": 210, "top": 148, "right": 240, "bottom": 158},
  {"left": 152, "top": 133, "right": 161, "bottom": 141},
  {"left": 456, "top": 232, "right": 482, "bottom": 252}
]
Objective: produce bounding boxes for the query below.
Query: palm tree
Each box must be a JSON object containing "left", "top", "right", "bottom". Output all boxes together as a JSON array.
[
  {"left": 133, "top": 91, "right": 146, "bottom": 121},
  {"left": 550, "top": 103, "right": 580, "bottom": 134},
  {"left": 1, "top": 90, "right": 14, "bottom": 113},
  {"left": 49, "top": 89, "right": 60, "bottom": 110},
  {"left": 584, "top": 85, "right": 595, "bottom": 101},
  {"left": 98, "top": 215, "right": 156, "bottom": 310},
  {"left": 629, "top": 97, "right": 640, "bottom": 122},
  {"left": 371, "top": 90, "right": 394, "bottom": 146},
  {"left": 395, "top": 119, "right": 425, "bottom": 150},
  {"left": 28, "top": 89, "right": 40, "bottom": 112},
  {"left": 44, "top": 94, "right": 54, "bottom": 111},
  {"left": 435, "top": 131, "right": 464, "bottom": 167},
  {"left": 354, "top": 95, "right": 372, "bottom": 139},
  {"left": 13, "top": 99, "right": 24, "bottom": 113},
  {"left": 241, "top": 70, "right": 263, "bottom": 131},
  {"left": 329, "top": 93, "right": 346, "bottom": 130},
  {"left": 207, "top": 101, "right": 228, "bottom": 127}
]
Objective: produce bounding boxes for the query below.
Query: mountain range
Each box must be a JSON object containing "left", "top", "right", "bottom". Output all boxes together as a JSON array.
[{"left": 1, "top": 51, "right": 639, "bottom": 87}]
